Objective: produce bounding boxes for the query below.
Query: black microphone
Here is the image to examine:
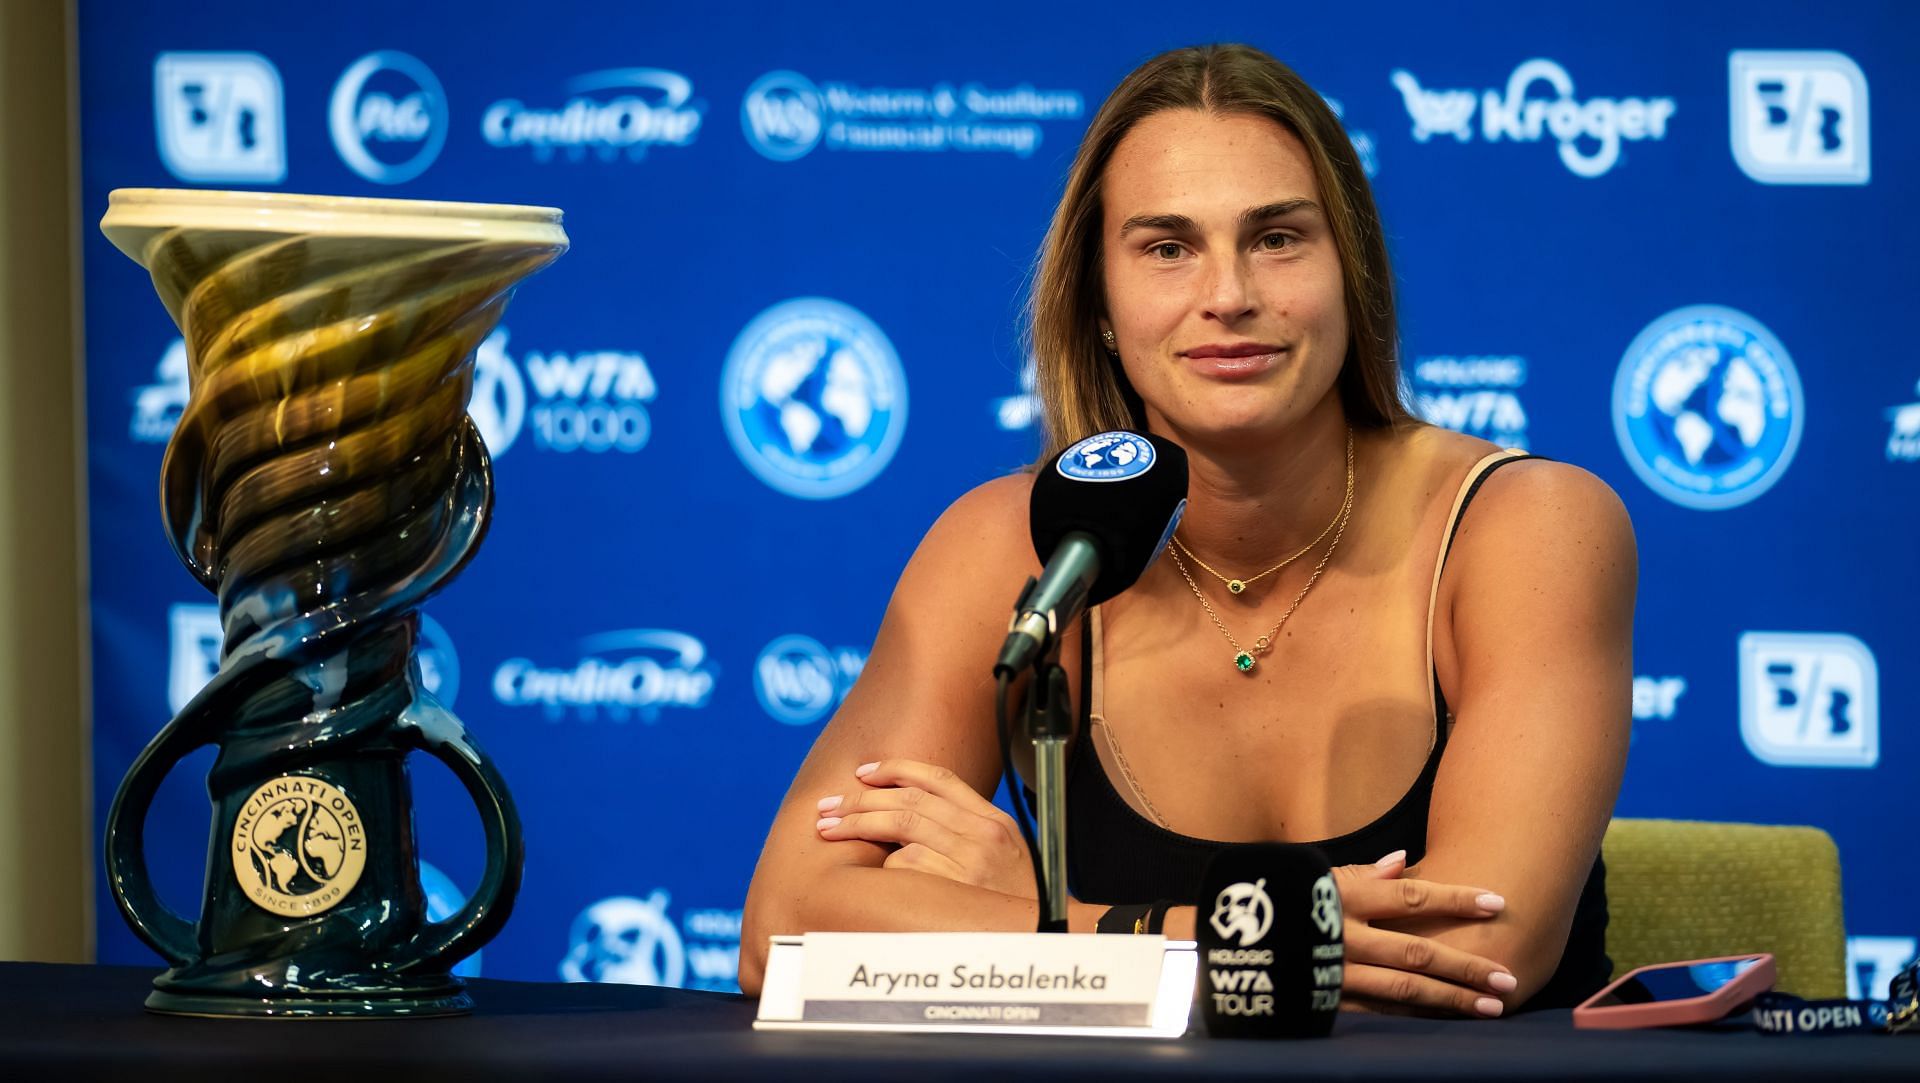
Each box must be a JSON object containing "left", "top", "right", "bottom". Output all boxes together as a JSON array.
[
  {"left": 993, "top": 431, "right": 1187, "bottom": 676},
  {"left": 1196, "top": 843, "right": 1345, "bottom": 1039}
]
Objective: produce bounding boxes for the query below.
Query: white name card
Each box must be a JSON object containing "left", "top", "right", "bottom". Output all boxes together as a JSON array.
[{"left": 753, "top": 932, "right": 1197, "bottom": 1038}]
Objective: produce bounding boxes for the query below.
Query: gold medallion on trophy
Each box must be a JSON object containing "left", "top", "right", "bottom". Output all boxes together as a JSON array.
[{"left": 231, "top": 775, "right": 368, "bottom": 918}]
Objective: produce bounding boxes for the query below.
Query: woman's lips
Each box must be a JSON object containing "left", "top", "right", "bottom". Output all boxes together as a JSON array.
[{"left": 1180, "top": 347, "right": 1286, "bottom": 379}]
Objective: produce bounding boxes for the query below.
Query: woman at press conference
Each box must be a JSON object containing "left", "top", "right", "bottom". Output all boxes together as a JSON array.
[{"left": 740, "top": 42, "right": 1635, "bottom": 1016}]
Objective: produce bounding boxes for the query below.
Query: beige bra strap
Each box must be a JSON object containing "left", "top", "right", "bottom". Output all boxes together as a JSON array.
[
  {"left": 1088, "top": 605, "right": 1106, "bottom": 722},
  {"left": 1424, "top": 449, "right": 1529, "bottom": 726}
]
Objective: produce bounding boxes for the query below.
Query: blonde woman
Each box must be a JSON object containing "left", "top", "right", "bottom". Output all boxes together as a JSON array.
[{"left": 741, "top": 43, "right": 1634, "bottom": 1017}]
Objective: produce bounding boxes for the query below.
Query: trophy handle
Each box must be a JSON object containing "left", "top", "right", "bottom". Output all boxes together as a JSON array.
[
  {"left": 104, "top": 719, "right": 208, "bottom": 966},
  {"left": 391, "top": 695, "right": 524, "bottom": 975}
]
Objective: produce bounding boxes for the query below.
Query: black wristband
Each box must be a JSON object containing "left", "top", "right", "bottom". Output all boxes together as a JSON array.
[
  {"left": 1097, "top": 904, "right": 1151, "bottom": 934},
  {"left": 1145, "top": 898, "right": 1176, "bottom": 935}
]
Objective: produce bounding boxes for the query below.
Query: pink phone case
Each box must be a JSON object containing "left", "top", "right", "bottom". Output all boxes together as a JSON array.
[{"left": 1571, "top": 953, "right": 1776, "bottom": 1030}]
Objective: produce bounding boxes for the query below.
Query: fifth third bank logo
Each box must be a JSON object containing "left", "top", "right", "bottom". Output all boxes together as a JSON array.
[
  {"left": 1739, "top": 632, "right": 1879, "bottom": 768},
  {"left": 1730, "top": 51, "right": 1869, "bottom": 185}
]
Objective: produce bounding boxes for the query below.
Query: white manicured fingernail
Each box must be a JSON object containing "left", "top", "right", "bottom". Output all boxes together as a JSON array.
[
  {"left": 1489, "top": 972, "right": 1518, "bottom": 993},
  {"left": 817, "top": 795, "right": 843, "bottom": 813},
  {"left": 1374, "top": 850, "right": 1407, "bottom": 868},
  {"left": 816, "top": 817, "right": 842, "bottom": 831},
  {"left": 1475, "top": 997, "right": 1504, "bottom": 1017},
  {"left": 855, "top": 762, "right": 878, "bottom": 777},
  {"left": 1476, "top": 893, "right": 1506, "bottom": 912}
]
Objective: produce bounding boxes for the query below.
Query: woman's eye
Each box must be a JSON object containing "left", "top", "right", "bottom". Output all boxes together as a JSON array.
[
  {"left": 1152, "top": 242, "right": 1184, "bottom": 260},
  {"left": 1260, "top": 233, "right": 1295, "bottom": 251}
]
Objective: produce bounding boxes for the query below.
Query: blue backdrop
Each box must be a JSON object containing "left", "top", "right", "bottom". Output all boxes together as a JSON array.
[{"left": 77, "top": 0, "right": 1915, "bottom": 999}]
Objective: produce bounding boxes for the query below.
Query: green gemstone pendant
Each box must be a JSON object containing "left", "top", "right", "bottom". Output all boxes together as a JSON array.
[
  {"left": 1234, "top": 651, "right": 1256, "bottom": 672},
  {"left": 1228, "top": 579, "right": 1246, "bottom": 594}
]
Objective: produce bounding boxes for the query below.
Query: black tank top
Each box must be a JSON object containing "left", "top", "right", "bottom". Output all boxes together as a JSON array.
[{"left": 1062, "top": 451, "right": 1613, "bottom": 1010}]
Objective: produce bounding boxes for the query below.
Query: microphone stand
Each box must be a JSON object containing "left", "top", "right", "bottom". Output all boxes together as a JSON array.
[{"left": 1024, "top": 638, "right": 1072, "bottom": 933}]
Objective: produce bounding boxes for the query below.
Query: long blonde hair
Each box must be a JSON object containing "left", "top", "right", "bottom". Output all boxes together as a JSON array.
[{"left": 1027, "top": 44, "right": 1414, "bottom": 462}]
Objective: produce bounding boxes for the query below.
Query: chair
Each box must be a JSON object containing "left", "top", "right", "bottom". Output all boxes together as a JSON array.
[{"left": 1601, "top": 818, "right": 1847, "bottom": 999}]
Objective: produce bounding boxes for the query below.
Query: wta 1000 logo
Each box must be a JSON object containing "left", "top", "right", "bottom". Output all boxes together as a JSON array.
[
  {"left": 468, "top": 327, "right": 659, "bottom": 459},
  {"left": 1390, "top": 59, "right": 1674, "bottom": 177},
  {"left": 559, "top": 891, "right": 742, "bottom": 992},
  {"left": 721, "top": 298, "right": 907, "bottom": 500},
  {"left": 1613, "top": 305, "right": 1803, "bottom": 510}
]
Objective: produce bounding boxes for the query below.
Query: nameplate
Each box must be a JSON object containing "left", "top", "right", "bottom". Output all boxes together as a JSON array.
[{"left": 754, "top": 932, "right": 1197, "bottom": 1038}]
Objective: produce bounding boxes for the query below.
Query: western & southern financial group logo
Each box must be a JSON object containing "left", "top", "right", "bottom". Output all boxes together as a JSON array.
[
  {"left": 483, "top": 69, "right": 703, "bottom": 163},
  {"left": 1612, "top": 305, "right": 1802, "bottom": 510},
  {"left": 1738, "top": 632, "right": 1879, "bottom": 769},
  {"left": 754, "top": 634, "right": 866, "bottom": 726},
  {"left": 1389, "top": 59, "right": 1674, "bottom": 178},
  {"left": 329, "top": 50, "right": 447, "bottom": 184},
  {"left": 153, "top": 52, "right": 287, "bottom": 184},
  {"left": 721, "top": 298, "right": 907, "bottom": 500},
  {"left": 1729, "top": 51, "right": 1869, "bottom": 185},
  {"left": 740, "top": 70, "right": 1083, "bottom": 161}
]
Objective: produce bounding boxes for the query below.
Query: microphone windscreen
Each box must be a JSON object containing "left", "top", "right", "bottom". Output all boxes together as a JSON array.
[
  {"left": 1031, "top": 431, "right": 1188, "bottom": 606},
  {"left": 1195, "top": 843, "right": 1344, "bottom": 1039}
]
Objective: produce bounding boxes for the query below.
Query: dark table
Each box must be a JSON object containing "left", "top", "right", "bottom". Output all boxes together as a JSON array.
[{"left": 1, "top": 962, "right": 1912, "bottom": 1081}]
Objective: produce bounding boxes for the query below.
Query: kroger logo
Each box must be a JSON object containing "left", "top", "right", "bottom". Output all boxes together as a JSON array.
[
  {"left": 722, "top": 298, "right": 907, "bottom": 500},
  {"left": 467, "top": 328, "right": 658, "bottom": 460},
  {"left": 153, "top": 52, "right": 286, "bottom": 184},
  {"left": 1632, "top": 675, "right": 1686, "bottom": 722},
  {"left": 1410, "top": 355, "right": 1528, "bottom": 450},
  {"left": 491, "top": 629, "right": 715, "bottom": 722},
  {"left": 329, "top": 50, "right": 447, "bottom": 184},
  {"left": 1886, "top": 380, "right": 1920, "bottom": 463},
  {"left": 754, "top": 634, "right": 867, "bottom": 726},
  {"left": 131, "top": 338, "right": 189, "bottom": 443},
  {"left": 1058, "top": 431, "right": 1156, "bottom": 482},
  {"left": 1739, "top": 632, "right": 1878, "bottom": 769},
  {"left": 169, "top": 603, "right": 458, "bottom": 714},
  {"left": 484, "top": 69, "right": 702, "bottom": 163},
  {"left": 1730, "top": 51, "right": 1869, "bottom": 185},
  {"left": 1612, "top": 305, "right": 1802, "bottom": 510},
  {"left": 739, "top": 70, "right": 1082, "bottom": 161},
  {"left": 1390, "top": 59, "right": 1674, "bottom": 178}
]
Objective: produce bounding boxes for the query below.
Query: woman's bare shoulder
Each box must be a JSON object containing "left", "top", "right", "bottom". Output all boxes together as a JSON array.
[{"left": 903, "top": 471, "right": 1042, "bottom": 587}]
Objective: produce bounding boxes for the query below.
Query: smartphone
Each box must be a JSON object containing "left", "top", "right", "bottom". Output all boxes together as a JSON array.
[{"left": 1572, "top": 953, "right": 1775, "bottom": 1030}]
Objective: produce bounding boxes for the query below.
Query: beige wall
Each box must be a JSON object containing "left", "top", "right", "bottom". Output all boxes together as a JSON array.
[{"left": 0, "top": 0, "right": 90, "bottom": 962}]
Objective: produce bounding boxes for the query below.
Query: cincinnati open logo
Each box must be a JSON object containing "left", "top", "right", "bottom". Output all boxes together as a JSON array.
[
  {"left": 1057, "top": 431, "right": 1156, "bottom": 482},
  {"left": 231, "top": 775, "right": 367, "bottom": 918}
]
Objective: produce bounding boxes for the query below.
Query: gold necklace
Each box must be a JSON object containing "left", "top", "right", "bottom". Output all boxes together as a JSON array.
[
  {"left": 1170, "top": 428, "right": 1354, "bottom": 594},
  {"left": 1168, "top": 433, "right": 1355, "bottom": 673}
]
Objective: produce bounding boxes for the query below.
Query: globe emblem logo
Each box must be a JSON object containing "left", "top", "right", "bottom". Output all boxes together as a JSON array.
[
  {"left": 1613, "top": 305, "right": 1803, "bottom": 510},
  {"left": 559, "top": 891, "right": 687, "bottom": 987},
  {"left": 741, "top": 70, "right": 823, "bottom": 161},
  {"left": 329, "top": 50, "right": 447, "bottom": 184},
  {"left": 721, "top": 298, "right": 907, "bottom": 500},
  {"left": 1058, "top": 431, "right": 1156, "bottom": 482},
  {"left": 1210, "top": 877, "right": 1275, "bottom": 947},
  {"left": 230, "top": 775, "right": 367, "bottom": 918}
]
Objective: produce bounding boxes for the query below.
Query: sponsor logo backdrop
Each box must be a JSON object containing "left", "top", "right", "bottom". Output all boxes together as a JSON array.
[{"left": 78, "top": 1, "right": 1915, "bottom": 993}]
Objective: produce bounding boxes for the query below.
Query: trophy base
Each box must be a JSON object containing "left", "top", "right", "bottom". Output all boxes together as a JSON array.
[{"left": 145, "top": 968, "right": 474, "bottom": 1019}]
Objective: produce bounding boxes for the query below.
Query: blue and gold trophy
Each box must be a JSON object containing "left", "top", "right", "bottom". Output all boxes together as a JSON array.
[{"left": 99, "top": 190, "right": 567, "bottom": 1017}]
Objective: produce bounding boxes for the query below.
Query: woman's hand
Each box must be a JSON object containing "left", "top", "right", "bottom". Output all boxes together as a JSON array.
[
  {"left": 1335, "top": 852, "right": 1517, "bottom": 1017},
  {"left": 814, "top": 759, "right": 1037, "bottom": 899}
]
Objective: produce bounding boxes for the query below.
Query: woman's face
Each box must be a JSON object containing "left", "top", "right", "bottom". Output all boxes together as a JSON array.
[{"left": 1099, "top": 109, "right": 1348, "bottom": 446}]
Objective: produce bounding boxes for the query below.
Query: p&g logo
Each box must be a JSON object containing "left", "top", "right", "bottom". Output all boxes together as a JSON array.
[
  {"left": 721, "top": 298, "right": 907, "bottom": 500},
  {"left": 329, "top": 50, "right": 447, "bottom": 184},
  {"left": 1612, "top": 305, "right": 1802, "bottom": 510}
]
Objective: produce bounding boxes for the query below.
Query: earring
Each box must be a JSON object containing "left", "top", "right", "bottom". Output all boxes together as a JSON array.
[{"left": 1101, "top": 329, "right": 1117, "bottom": 354}]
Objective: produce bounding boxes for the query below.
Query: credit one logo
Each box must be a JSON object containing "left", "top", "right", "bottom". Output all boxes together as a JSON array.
[
  {"left": 1612, "top": 305, "right": 1802, "bottom": 510},
  {"left": 329, "top": 50, "right": 447, "bottom": 184},
  {"left": 721, "top": 298, "right": 907, "bottom": 500},
  {"left": 467, "top": 328, "right": 659, "bottom": 460},
  {"left": 1409, "top": 355, "right": 1527, "bottom": 449},
  {"left": 491, "top": 629, "right": 715, "bottom": 722},
  {"left": 168, "top": 604, "right": 459, "bottom": 713},
  {"left": 1389, "top": 59, "right": 1674, "bottom": 177},
  {"left": 483, "top": 69, "right": 702, "bottom": 163},
  {"left": 1729, "top": 51, "right": 1869, "bottom": 185},
  {"left": 740, "top": 70, "right": 1082, "bottom": 161},
  {"left": 131, "top": 338, "right": 189, "bottom": 443},
  {"left": 754, "top": 634, "right": 866, "bottom": 726},
  {"left": 1738, "top": 632, "right": 1878, "bottom": 768},
  {"left": 1886, "top": 381, "right": 1920, "bottom": 463},
  {"left": 153, "top": 52, "right": 287, "bottom": 184}
]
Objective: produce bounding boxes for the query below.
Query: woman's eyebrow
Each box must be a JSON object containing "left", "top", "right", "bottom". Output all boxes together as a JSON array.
[
  {"left": 1118, "top": 200, "right": 1321, "bottom": 237},
  {"left": 1240, "top": 198, "right": 1320, "bottom": 225},
  {"left": 1118, "top": 212, "right": 1198, "bottom": 237}
]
